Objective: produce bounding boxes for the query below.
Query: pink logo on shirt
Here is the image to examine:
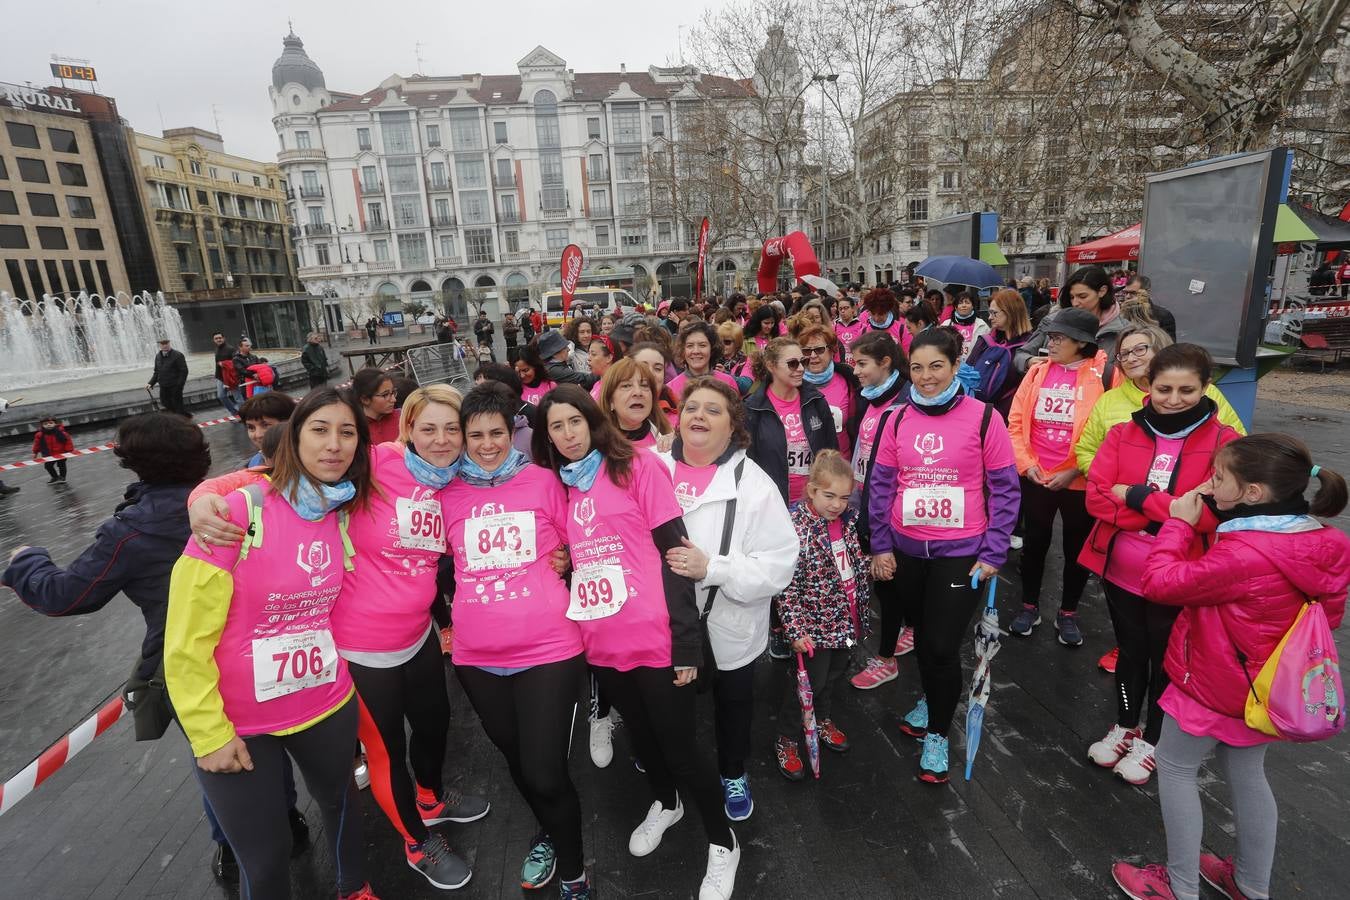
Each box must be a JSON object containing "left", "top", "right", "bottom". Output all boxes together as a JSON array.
[
  {"left": 471, "top": 501, "right": 505, "bottom": 518},
  {"left": 784, "top": 412, "right": 802, "bottom": 431},
  {"left": 296, "top": 541, "right": 335, "bottom": 587},
  {"left": 913, "top": 432, "right": 945, "bottom": 465}
]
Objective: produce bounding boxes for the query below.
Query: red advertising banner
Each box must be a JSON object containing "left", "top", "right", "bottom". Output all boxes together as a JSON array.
[
  {"left": 560, "top": 243, "right": 583, "bottom": 315},
  {"left": 694, "top": 217, "right": 710, "bottom": 298}
]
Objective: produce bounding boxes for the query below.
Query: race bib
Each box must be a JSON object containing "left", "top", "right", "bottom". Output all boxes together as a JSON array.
[
  {"left": 902, "top": 485, "right": 965, "bottom": 528},
  {"left": 1147, "top": 454, "right": 1177, "bottom": 491},
  {"left": 830, "top": 537, "right": 854, "bottom": 581},
  {"left": 464, "top": 511, "right": 537, "bottom": 571},
  {"left": 396, "top": 497, "right": 445, "bottom": 552},
  {"left": 252, "top": 629, "right": 339, "bottom": 702},
  {"left": 787, "top": 444, "right": 812, "bottom": 476},
  {"left": 567, "top": 564, "right": 628, "bottom": 621},
  {"left": 1036, "top": 385, "right": 1076, "bottom": 425}
]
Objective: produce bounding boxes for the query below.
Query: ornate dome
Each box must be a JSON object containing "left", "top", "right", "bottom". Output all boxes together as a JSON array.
[{"left": 271, "top": 30, "right": 325, "bottom": 92}]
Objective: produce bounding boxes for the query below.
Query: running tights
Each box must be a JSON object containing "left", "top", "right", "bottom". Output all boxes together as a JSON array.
[
  {"left": 1105, "top": 582, "right": 1181, "bottom": 746},
  {"left": 593, "top": 665, "right": 733, "bottom": 849},
  {"left": 1156, "top": 716, "right": 1275, "bottom": 900},
  {"left": 874, "top": 575, "right": 907, "bottom": 657},
  {"left": 1018, "top": 479, "right": 1092, "bottom": 611},
  {"left": 455, "top": 655, "right": 587, "bottom": 882},
  {"left": 897, "top": 553, "right": 982, "bottom": 736},
  {"left": 712, "top": 659, "right": 756, "bottom": 779},
  {"left": 196, "top": 698, "right": 365, "bottom": 899},
  {"left": 349, "top": 630, "right": 450, "bottom": 846}
]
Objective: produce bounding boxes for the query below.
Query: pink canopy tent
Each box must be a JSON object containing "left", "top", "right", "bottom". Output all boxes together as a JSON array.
[{"left": 1065, "top": 224, "right": 1141, "bottom": 265}]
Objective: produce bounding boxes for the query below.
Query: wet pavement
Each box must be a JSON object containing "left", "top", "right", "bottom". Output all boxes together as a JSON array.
[{"left": 0, "top": 392, "right": 1347, "bottom": 899}]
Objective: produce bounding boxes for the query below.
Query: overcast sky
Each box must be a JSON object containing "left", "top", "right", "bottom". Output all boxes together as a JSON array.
[{"left": 9, "top": 0, "right": 716, "bottom": 161}]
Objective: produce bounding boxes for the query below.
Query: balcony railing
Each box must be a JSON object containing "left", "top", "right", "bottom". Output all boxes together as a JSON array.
[
  {"left": 366, "top": 220, "right": 390, "bottom": 233},
  {"left": 221, "top": 231, "right": 241, "bottom": 246},
  {"left": 303, "top": 223, "right": 333, "bottom": 236},
  {"left": 502, "top": 250, "right": 531, "bottom": 262},
  {"left": 498, "top": 211, "right": 520, "bottom": 224},
  {"left": 589, "top": 204, "right": 612, "bottom": 218},
  {"left": 587, "top": 167, "right": 609, "bottom": 182},
  {"left": 298, "top": 264, "right": 342, "bottom": 277},
  {"left": 492, "top": 173, "right": 515, "bottom": 188},
  {"left": 168, "top": 225, "right": 196, "bottom": 242},
  {"left": 428, "top": 179, "right": 452, "bottom": 192},
  {"left": 359, "top": 180, "right": 383, "bottom": 195},
  {"left": 368, "top": 260, "right": 395, "bottom": 272},
  {"left": 590, "top": 245, "right": 618, "bottom": 256},
  {"left": 654, "top": 241, "right": 680, "bottom": 253},
  {"left": 299, "top": 185, "right": 325, "bottom": 199},
  {"left": 432, "top": 215, "right": 457, "bottom": 228},
  {"left": 539, "top": 206, "right": 571, "bottom": 220},
  {"left": 435, "top": 256, "right": 463, "bottom": 267},
  {"left": 277, "top": 147, "right": 328, "bottom": 164}
]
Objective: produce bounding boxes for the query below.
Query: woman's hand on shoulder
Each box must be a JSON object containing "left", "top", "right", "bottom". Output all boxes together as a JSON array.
[
  {"left": 655, "top": 432, "right": 676, "bottom": 453},
  {"left": 190, "top": 495, "right": 245, "bottom": 553}
]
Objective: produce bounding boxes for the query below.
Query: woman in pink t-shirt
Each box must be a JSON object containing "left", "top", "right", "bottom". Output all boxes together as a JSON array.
[
  {"left": 597, "top": 356, "right": 674, "bottom": 451},
  {"left": 670, "top": 320, "right": 744, "bottom": 400},
  {"left": 797, "top": 324, "right": 861, "bottom": 463},
  {"left": 515, "top": 346, "right": 558, "bottom": 407},
  {"left": 532, "top": 385, "right": 742, "bottom": 900}
]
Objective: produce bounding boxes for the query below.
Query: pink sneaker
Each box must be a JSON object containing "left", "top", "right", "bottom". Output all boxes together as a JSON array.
[
  {"left": 893, "top": 627, "right": 915, "bottom": 657},
  {"left": 1111, "top": 862, "right": 1177, "bottom": 900},
  {"left": 1099, "top": 646, "right": 1119, "bottom": 673},
  {"left": 850, "top": 656, "right": 898, "bottom": 690},
  {"left": 1199, "top": 854, "right": 1251, "bottom": 900}
]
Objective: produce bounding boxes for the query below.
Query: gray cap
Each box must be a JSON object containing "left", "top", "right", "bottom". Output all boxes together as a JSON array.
[
  {"left": 610, "top": 312, "right": 647, "bottom": 346},
  {"left": 537, "top": 329, "right": 569, "bottom": 359},
  {"left": 1046, "top": 307, "right": 1100, "bottom": 345}
]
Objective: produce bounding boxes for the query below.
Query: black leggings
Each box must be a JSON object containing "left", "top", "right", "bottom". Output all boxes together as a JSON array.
[
  {"left": 1019, "top": 479, "right": 1093, "bottom": 611},
  {"left": 712, "top": 659, "right": 756, "bottom": 779},
  {"left": 897, "top": 554, "right": 982, "bottom": 736},
  {"left": 874, "top": 575, "right": 907, "bottom": 657},
  {"left": 455, "top": 655, "right": 587, "bottom": 882},
  {"left": 778, "top": 648, "right": 850, "bottom": 734},
  {"left": 195, "top": 698, "right": 365, "bottom": 899},
  {"left": 348, "top": 629, "right": 450, "bottom": 846},
  {"left": 593, "top": 665, "right": 733, "bottom": 849},
  {"left": 1105, "top": 581, "right": 1181, "bottom": 746},
  {"left": 43, "top": 459, "right": 67, "bottom": 480}
]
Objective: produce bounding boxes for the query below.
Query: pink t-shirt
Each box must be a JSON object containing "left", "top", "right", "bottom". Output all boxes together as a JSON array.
[
  {"left": 181, "top": 488, "right": 353, "bottom": 738},
  {"left": 768, "top": 389, "right": 811, "bottom": 503},
  {"left": 852, "top": 401, "right": 890, "bottom": 493},
  {"left": 815, "top": 373, "right": 855, "bottom": 462},
  {"left": 630, "top": 423, "right": 659, "bottom": 450},
  {"left": 875, "top": 396, "right": 1016, "bottom": 543},
  {"left": 522, "top": 380, "right": 557, "bottom": 407},
  {"left": 672, "top": 460, "right": 718, "bottom": 512},
  {"left": 835, "top": 319, "right": 866, "bottom": 365},
  {"left": 667, "top": 369, "right": 740, "bottom": 401},
  {"left": 441, "top": 465, "right": 583, "bottom": 668},
  {"left": 590, "top": 381, "right": 603, "bottom": 401},
  {"left": 862, "top": 311, "right": 904, "bottom": 345},
  {"left": 563, "top": 452, "right": 684, "bottom": 670},
  {"left": 827, "top": 517, "right": 859, "bottom": 636},
  {"left": 1029, "top": 363, "right": 1079, "bottom": 471},
  {"left": 333, "top": 443, "right": 448, "bottom": 655},
  {"left": 1105, "top": 436, "right": 1184, "bottom": 596}
]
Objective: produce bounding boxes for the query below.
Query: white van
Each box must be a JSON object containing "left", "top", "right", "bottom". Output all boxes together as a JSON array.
[{"left": 542, "top": 288, "right": 637, "bottom": 327}]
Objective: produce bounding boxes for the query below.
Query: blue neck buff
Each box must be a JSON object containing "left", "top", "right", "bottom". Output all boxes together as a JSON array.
[
  {"left": 870, "top": 312, "right": 895, "bottom": 329},
  {"left": 954, "top": 362, "right": 982, "bottom": 396},
  {"left": 559, "top": 448, "right": 604, "bottom": 491},
  {"left": 288, "top": 477, "right": 356, "bottom": 521},
  {"left": 910, "top": 378, "right": 961, "bottom": 407},
  {"left": 403, "top": 445, "right": 459, "bottom": 489},
  {"left": 802, "top": 362, "right": 835, "bottom": 385},
  {"left": 459, "top": 447, "right": 530, "bottom": 487},
  {"left": 860, "top": 369, "right": 899, "bottom": 400}
]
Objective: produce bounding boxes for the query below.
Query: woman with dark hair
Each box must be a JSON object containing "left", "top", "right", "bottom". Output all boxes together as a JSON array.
[
  {"left": 564, "top": 316, "right": 597, "bottom": 373},
  {"left": 903, "top": 298, "right": 939, "bottom": 345},
  {"left": 671, "top": 320, "right": 742, "bottom": 398},
  {"left": 587, "top": 334, "right": 623, "bottom": 385},
  {"left": 532, "top": 385, "right": 742, "bottom": 900},
  {"left": 966, "top": 289, "right": 1036, "bottom": 420},
  {"left": 1017, "top": 265, "right": 1129, "bottom": 387},
  {"left": 861, "top": 287, "right": 905, "bottom": 347},
  {"left": 743, "top": 305, "right": 779, "bottom": 352},
  {"left": 744, "top": 337, "right": 840, "bottom": 506},
  {"left": 516, "top": 339, "right": 558, "bottom": 406},
  {"left": 351, "top": 366, "right": 402, "bottom": 444},
  {"left": 629, "top": 340, "right": 682, "bottom": 428}
]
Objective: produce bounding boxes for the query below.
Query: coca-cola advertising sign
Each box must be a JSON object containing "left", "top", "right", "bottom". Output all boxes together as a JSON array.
[
  {"left": 694, "top": 217, "right": 710, "bottom": 297},
  {"left": 560, "top": 244, "right": 583, "bottom": 315}
]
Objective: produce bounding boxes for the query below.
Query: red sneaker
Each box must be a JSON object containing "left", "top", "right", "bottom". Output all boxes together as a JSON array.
[
  {"left": 774, "top": 735, "right": 806, "bottom": 781},
  {"left": 1099, "top": 646, "right": 1119, "bottom": 674},
  {"left": 819, "top": 719, "right": 850, "bottom": 753},
  {"left": 1199, "top": 854, "right": 1252, "bottom": 900},
  {"left": 339, "top": 883, "right": 380, "bottom": 900},
  {"left": 1111, "top": 862, "right": 1177, "bottom": 900}
]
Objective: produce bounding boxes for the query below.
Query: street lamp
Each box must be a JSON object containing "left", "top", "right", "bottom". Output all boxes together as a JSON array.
[{"left": 811, "top": 73, "right": 838, "bottom": 257}]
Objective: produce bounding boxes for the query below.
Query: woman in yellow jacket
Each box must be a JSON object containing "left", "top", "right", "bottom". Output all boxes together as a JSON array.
[{"left": 1006, "top": 307, "right": 1105, "bottom": 646}]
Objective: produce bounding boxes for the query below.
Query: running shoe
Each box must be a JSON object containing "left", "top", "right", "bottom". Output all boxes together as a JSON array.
[
  {"left": 893, "top": 626, "right": 915, "bottom": 657},
  {"left": 698, "top": 831, "right": 741, "bottom": 900},
  {"left": 768, "top": 628, "right": 791, "bottom": 660},
  {"left": 1010, "top": 605, "right": 1041, "bottom": 636},
  {"left": 211, "top": 842, "right": 238, "bottom": 884},
  {"left": 589, "top": 714, "right": 615, "bottom": 768},
  {"left": 917, "top": 733, "right": 950, "bottom": 784},
  {"left": 629, "top": 797, "right": 684, "bottom": 857},
  {"left": 354, "top": 759, "right": 370, "bottom": 791},
  {"left": 520, "top": 833, "right": 556, "bottom": 889},
  {"left": 1099, "top": 646, "right": 1119, "bottom": 674},
  {"left": 849, "top": 656, "right": 898, "bottom": 690},
  {"left": 559, "top": 874, "right": 594, "bottom": 899},
  {"left": 288, "top": 808, "right": 310, "bottom": 858},
  {"left": 340, "top": 883, "right": 381, "bottom": 900},
  {"left": 1113, "top": 738, "right": 1156, "bottom": 786},
  {"left": 418, "top": 788, "right": 491, "bottom": 825},
  {"left": 1199, "top": 854, "right": 1251, "bottom": 900},
  {"left": 820, "top": 719, "right": 850, "bottom": 753},
  {"left": 439, "top": 626, "right": 454, "bottom": 656},
  {"left": 898, "top": 697, "right": 929, "bottom": 739},
  {"left": 1056, "top": 611, "right": 1084, "bottom": 647},
  {"left": 1088, "top": 725, "right": 1141, "bottom": 768},
  {"left": 774, "top": 735, "right": 806, "bottom": 781},
  {"left": 1111, "top": 862, "right": 1177, "bottom": 900},
  {"left": 721, "top": 775, "right": 754, "bottom": 821},
  {"left": 406, "top": 833, "right": 472, "bottom": 890}
]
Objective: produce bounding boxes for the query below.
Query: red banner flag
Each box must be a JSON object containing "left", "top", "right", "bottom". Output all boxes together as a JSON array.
[
  {"left": 694, "top": 217, "right": 711, "bottom": 298},
  {"left": 560, "top": 243, "right": 583, "bottom": 316}
]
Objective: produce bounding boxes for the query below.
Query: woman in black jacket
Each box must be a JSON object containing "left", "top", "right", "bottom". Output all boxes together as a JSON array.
[{"left": 743, "top": 336, "right": 839, "bottom": 506}]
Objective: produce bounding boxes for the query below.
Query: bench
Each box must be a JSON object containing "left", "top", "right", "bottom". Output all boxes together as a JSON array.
[{"left": 1294, "top": 316, "right": 1350, "bottom": 370}]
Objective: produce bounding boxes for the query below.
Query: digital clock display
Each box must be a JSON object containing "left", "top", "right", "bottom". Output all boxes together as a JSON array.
[{"left": 50, "top": 63, "right": 97, "bottom": 82}]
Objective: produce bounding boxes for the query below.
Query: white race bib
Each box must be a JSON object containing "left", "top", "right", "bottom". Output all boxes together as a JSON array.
[
  {"left": 902, "top": 485, "right": 965, "bottom": 528},
  {"left": 831, "top": 537, "right": 854, "bottom": 581},
  {"left": 396, "top": 497, "right": 445, "bottom": 552},
  {"left": 567, "top": 564, "right": 628, "bottom": 621},
  {"left": 787, "top": 444, "right": 812, "bottom": 476},
  {"left": 1147, "top": 455, "right": 1177, "bottom": 491},
  {"left": 251, "top": 629, "right": 339, "bottom": 702},
  {"left": 464, "top": 511, "right": 537, "bottom": 571},
  {"left": 1036, "top": 384, "right": 1076, "bottom": 425}
]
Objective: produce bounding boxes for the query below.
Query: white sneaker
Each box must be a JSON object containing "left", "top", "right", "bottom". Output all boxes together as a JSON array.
[
  {"left": 628, "top": 797, "right": 683, "bottom": 857},
  {"left": 1088, "top": 725, "right": 1140, "bottom": 768},
  {"left": 589, "top": 715, "right": 615, "bottom": 769},
  {"left": 1114, "top": 738, "right": 1157, "bottom": 785},
  {"left": 354, "top": 760, "right": 370, "bottom": 791},
  {"left": 698, "top": 831, "right": 740, "bottom": 900}
]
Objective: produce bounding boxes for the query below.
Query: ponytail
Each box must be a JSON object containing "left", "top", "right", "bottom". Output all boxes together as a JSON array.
[
  {"left": 1311, "top": 466, "right": 1349, "bottom": 518},
  {"left": 1215, "top": 433, "right": 1348, "bottom": 518}
]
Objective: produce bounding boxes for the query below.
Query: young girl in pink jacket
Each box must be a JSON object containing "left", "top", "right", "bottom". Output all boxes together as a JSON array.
[{"left": 1111, "top": 434, "right": 1350, "bottom": 900}]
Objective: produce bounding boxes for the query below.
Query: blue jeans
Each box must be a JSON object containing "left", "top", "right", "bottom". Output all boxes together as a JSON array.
[{"left": 216, "top": 382, "right": 240, "bottom": 416}]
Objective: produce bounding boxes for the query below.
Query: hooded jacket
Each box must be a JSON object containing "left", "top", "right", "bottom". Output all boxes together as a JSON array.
[
  {"left": 1142, "top": 517, "right": 1350, "bottom": 719},
  {"left": 2, "top": 482, "right": 194, "bottom": 681},
  {"left": 743, "top": 383, "right": 840, "bottom": 504}
]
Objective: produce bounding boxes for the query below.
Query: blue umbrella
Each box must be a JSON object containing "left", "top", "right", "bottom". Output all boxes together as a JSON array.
[
  {"left": 965, "top": 574, "right": 1003, "bottom": 780},
  {"left": 915, "top": 255, "right": 1004, "bottom": 288}
]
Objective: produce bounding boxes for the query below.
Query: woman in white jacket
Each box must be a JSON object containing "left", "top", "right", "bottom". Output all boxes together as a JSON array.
[{"left": 657, "top": 376, "right": 798, "bottom": 824}]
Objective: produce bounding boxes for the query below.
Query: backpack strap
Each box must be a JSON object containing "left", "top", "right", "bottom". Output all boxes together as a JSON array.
[
  {"left": 700, "top": 459, "right": 746, "bottom": 622},
  {"left": 234, "top": 482, "right": 269, "bottom": 564},
  {"left": 338, "top": 510, "right": 356, "bottom": 572}
]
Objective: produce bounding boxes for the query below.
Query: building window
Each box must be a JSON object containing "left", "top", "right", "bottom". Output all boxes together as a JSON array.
[
  {"left": 612, "top": 105, "right": 640, "bottom": 143},
  {"left": 1045, "top": 224, "right": 1057, "bottom": 243},
  {"left": 209, "top": 166, "right": 219, "bottom": 180},
  {"left": 434, "top": 197, "right": 452, "bottom": 223},
  {"left": 500, "top": 194, "right": 518, "bottom": 221},
  {"left": 941, "top": 170, "right": 958, "bottom": 190},
  {"left": 315, "top": 243, "right": 330, "bottom": 265},
  {"left": 362, "top": 165, "right": 380, "bottom": 191},
  {"left": 398, "top": 232, "right": 428, "bottom": 267},
  {"left": 493, "top": 121, "right": 508, "bottom": 144},
  {"left": 545, "top": 227, "right": 568, "bottom": 251},
  {"left": 504, "top": 230, "right": 519, "bottom": 253},
  {"left": 75, "top": 227, "right": 103, "bottom": 250},
  {"left": 0, "top": 157, "right": 7, "bottom": 179},
  {"left": 17, "top": 158, "right": 49, "bottom": 183},
  {"left": 308, "top": 207, "right": 325, "bottom": 226},
  {"left": 374, "top": 239, "right": 389, "bottom": 261},
  {"left": 1046, "top": 195, "right": 1065, "bottom": 216},
  {"left": 368, "top": 202, "right": 384, "bottom": 226},
  {"left": 449, "top": 109, "right": 482, "bottom": 150},
  {"left": 651, "top": 114, "right": 665, "bottom": 137},
  {"left": 0, "top": 190, "right": 16, "bottom": 214},
  {"left": 439, "top": 234, "right": 456, "bottom": 258},
  {"left": 0, "top": 224, "right": 29, "bottom": 249},
  {"left": 455, "top": 157, "right": 486, "bottom": 189},
  {"left": 426, "top": 124, "right": 441, "bottom": 147},
  {"left": 1015, "top": 225, "right": 1027, "bottom": 244},
  {"left": 387, "top": 160, "right": 418, "bottom": 193},
  {"left": 590, "top": 188, "right": 608, "bottom": 212},
  {"left": 615, "top": 151, "right": 642, "bottom": 181},
  {"left": 28, "top": 193, "right": 60, "bottom": 216},
  {"left": 460, "top": 191, "right": 489, "bottom": 224},
  {"left": 153, "top": 155, "right": 166, "bottom": 169},
  {"left": 6, "top": 122, "right": 40, "bottom": 149},
  {"left": 393, "top": 196, "right": 421, "bottom": 227},
  {"left": 36, "top": 226, "right": 68, "bottom": 250},
  {"left": 232, "top": 172, "right": 241, "bottom": 183},
  {"left": 907, "top": 198, "right": 928, "bottom": 221},
  {"left": 357, "top": 127, "right": 372, "bottom": 150},
  {"left": 595, "top": 225, "right": 610, "bottom": 246},
  {"left": 380, "top": 113, "right": 415, "bottom": 154},
  {"left": 656, "top": 221, "right": 672, "bottom": 244},
  {"left": 463, "top": 229, "right": 492, "bottom": 264},
  {"left": 620, "top": 223, "right": 647, "bottom": 249},
  {"left": 587, "top": 117, "right": 601, "bottom": 140},
  {"left": 295, "top": 131, "right": 311, "bottom": 149},
  {"left": 495, "top": 158, "right": 513, "bottom": 186},
  {"left": 617, "top": 184, "right": 643, "bottom": 215},
  {"left": 253, "top": 175, "right": 262, "bottom": 187},
  {"left": 426, "top": 160, "right": 445, "bottom": 189},
  {"left": 588, "top": 153, "right": 606, "bottom": 180}
]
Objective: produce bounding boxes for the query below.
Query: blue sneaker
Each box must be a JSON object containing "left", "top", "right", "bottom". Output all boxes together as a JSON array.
[
  {"left": 918, "top": 733, "right": 950, "bottom": 784},
  {"left": 721, "top": 775, "right": 754, "bottom": 821},
  {"left": 1010, "top": 604, "right": 1042, "bottom": 636},
  {"left": 519, "top": 833, "right": 555, "bottom": 890},
  {"left": 559, "top": 873, "right": 593, "bottom": 899},
  {"left": 1055, "top": 610, "right": 1084, "bottom": 647},
  {"left": 898, "top": 697, "right": 929, "bottom": 739}
]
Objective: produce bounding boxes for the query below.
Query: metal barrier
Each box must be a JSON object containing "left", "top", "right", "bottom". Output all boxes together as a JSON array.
[{"left": 406, "top": 342, "right": 473, "bottom": 390}]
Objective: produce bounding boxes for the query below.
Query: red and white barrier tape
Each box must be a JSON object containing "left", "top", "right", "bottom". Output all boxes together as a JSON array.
[
  {"left": 1, "top": 415, "right": 239, "bottom": 472},
  {"left": 0, "top": 692, "right": 125, "bottom": 816}
]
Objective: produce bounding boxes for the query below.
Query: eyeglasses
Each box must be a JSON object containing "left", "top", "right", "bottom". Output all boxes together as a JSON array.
[
  {"left": 781, "top": 357, "right": 806, "bottom": 370},
  {"left": 1046, "top": 334, "right": 1070, "bottom": 344},
  {"left": 1116, "top": 343, "right": 1153, "bottom": 362},
  {"left": 801, "top": 345, "right": 830, "bottom": 356},
  {"left": 373, "top": 390, "right": 398, "bottom": 400}
]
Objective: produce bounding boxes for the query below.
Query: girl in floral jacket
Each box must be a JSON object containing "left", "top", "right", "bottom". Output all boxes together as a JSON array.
[{"left": 774, "top": 451, "right": 871, "bottom": 780}]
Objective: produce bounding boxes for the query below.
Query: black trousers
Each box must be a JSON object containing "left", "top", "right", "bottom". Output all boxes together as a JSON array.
[
  {"left": 1105, "top": 581, "right": 1181, "bottom": 746},
  {"left": 778, "top": 648, "right": 850, "bottom": 735},
  {"left": 712, "top": 659, "right": 757, "bottom": 779},
  {"left": 896, "top": 553, "right": 982, "bottom": 736},
  {"left": 874, "top": 575, "right": 907, "bottom": 656},
  {"left": 195, "top": 698, "right": 365, "bottom": 899},
  {"left": 592, "top": 665, "right": 733, "bottom": 849},
  {"left": 348, "top": 631, "right": 450, "bottom": 846},
  {"left": 159, "top": 382, "right": 187, "bottom": 415},
  {"left": 43, "top": 459, "right": 67, "bottom": 480},
  {"left": 455, "top": 655, "right": 587, "bottom": 881},
  {"left": 308, "top": 374, "right": 327, "bottom": 389},
  {"left": 1019, "top": 479, "right": 1093, "bottom": 611}
]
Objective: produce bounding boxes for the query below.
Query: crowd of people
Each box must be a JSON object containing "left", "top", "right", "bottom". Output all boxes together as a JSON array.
[{"left": 2, "top": 263, "right": 1349, "bottom": 900}]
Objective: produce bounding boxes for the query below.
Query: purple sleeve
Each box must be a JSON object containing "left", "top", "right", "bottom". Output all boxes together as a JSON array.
[
  {"left": 866, "top": 461, "right": 900, "bottom": 555},
  {"left": 977, "top": 464, "right": 1020, "bottom": 568}
]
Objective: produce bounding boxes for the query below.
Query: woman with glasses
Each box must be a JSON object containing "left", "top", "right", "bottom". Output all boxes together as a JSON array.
[
  {"left": 351, "top": 366, "right": 402, "bottom": 444},
  {"left": 716, "top": 321, "right": 754, "bottom": 387},
  {"left": 795, "top": 325, "right": 862, "bottom": 463},
  {"left": 670, "top": 321, "right": 743, "bottom": 398},
  {"left": 966, "top": 290, "right": 1035, "bottom": 421},
  {"left": 744, "top": 337, "right": 839, "bottom": 506}
]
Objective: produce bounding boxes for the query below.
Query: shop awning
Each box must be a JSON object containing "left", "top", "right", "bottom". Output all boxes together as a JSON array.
[
  {"left": 1285, "top": 203, "right": 1350, "bottom": 248},
  {"left": 1065, "top": 224, "right": 1141, "bottom": 265}
]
